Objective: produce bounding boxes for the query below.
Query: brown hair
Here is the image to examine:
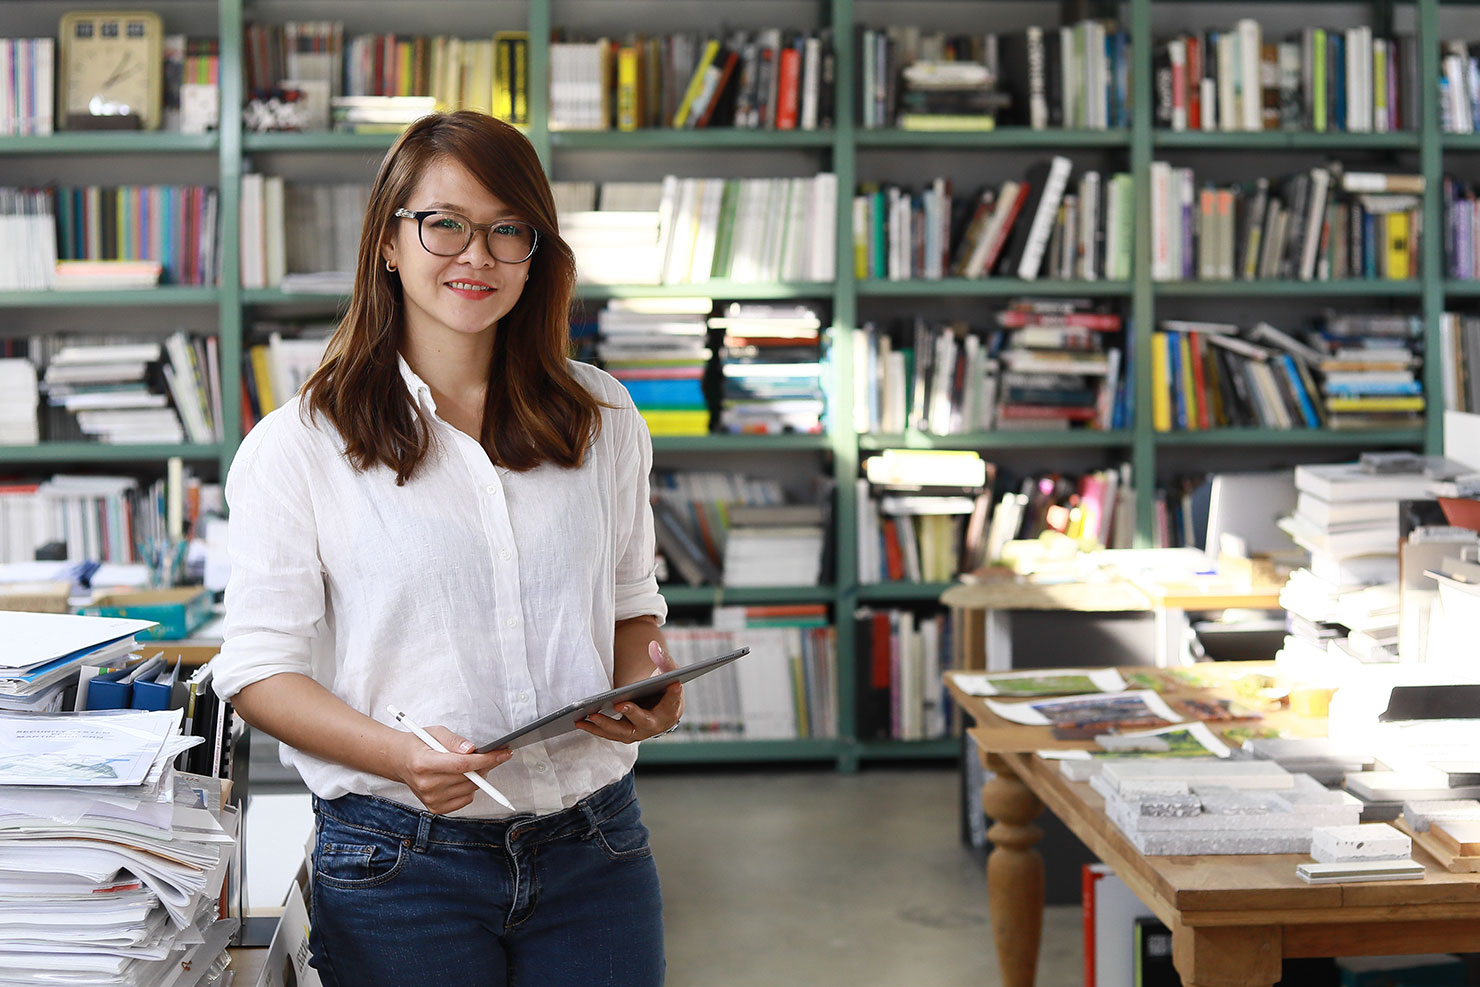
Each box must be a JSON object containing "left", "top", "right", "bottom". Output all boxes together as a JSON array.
[{"left": 302, "top": 110, "right": 602, "bottom": 484}]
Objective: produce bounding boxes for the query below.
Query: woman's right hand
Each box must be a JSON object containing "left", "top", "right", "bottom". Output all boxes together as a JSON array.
[{"left": 393, "top": 725, "right": 513, "bottom": 814}]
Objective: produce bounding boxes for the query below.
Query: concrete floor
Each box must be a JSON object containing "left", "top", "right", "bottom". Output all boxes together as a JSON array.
[{"left": 638, "top": 765, "right": 1082, "bottom": 987}]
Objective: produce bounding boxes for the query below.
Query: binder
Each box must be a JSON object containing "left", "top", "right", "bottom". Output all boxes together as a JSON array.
[
  {"left": 131, "top": 657, "right": 182, "bottom": 711},
  {"left": 85, "top": 665, "right": 135, "bottom": 710}
]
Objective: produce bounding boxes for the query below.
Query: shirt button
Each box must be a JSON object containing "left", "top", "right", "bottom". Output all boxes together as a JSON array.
[
  {"left": 518, "top": 691, "right": 529, "bottom": 702},
  {"left": 485, "top": 484, "right": 498, "bottom": 495},
  {"left": 500, "top": 548, "right": 512, "bottom": 561},
  {"left": 536, "top": 763, "right": 548, "bottom": 773},
  {"left": 505, "top": 616, "right": 518, "bottom": 628}
]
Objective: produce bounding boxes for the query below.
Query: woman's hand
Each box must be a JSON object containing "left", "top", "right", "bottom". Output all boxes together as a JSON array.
[
  {"left": 392, "top": 725, "right": 512, "bottom": 814},
  {"left": 577, "top": 640, "right": 685, "bottom": 745}
]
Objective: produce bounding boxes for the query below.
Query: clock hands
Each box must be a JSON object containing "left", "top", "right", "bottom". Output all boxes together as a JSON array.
[{"left": 101, "top": 52, "right": 137, "bottom": 89}]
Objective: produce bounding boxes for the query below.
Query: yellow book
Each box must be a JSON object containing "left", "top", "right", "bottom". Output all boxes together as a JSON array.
[
  {"left": 249, "top": 345, "right": 277, "bottom": 414},
  {"left": 616, "top": 44, "right": 641, "bottom": 131},
  {"left": 1386, "top": 211, "right": 1409, "bottom": 279},
  {"left": 494, "top": 31, "right": 530, "bottom": 125},
  {"left": 1325, "top": 396, "right": 1425, "bottom": 413},
  {"left": 1152, "top": 334, "right": 1172, "bottom": 431},
  {"left": 672, "top": 39, "right": 720, "bottom": 128},
  {"left": 790, "top": 654, "right": 809, "bottom": 738},
  {"left": 640, "top": 409, "right": 709, "bottom": 435},
  {"left": 396, "top": 40, "right": 413, "bottom": 96},
  {"left": 1178, "top": 334, "right": 1199, "bottom": 430}
]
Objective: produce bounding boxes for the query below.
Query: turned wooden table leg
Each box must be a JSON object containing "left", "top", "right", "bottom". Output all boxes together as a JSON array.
[
  {"left": 980, "top": 751, "right": 1045, "bottom": 987},
  {"left": 1173, "top": 921, "right": 1282, "bottom": 987}
]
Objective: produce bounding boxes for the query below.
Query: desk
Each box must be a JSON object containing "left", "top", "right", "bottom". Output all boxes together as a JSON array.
[
  {"left": 946, "top": 670, "right": 1480, "bottom": 987},
  {"left": 942, "top": 572, "right": 1284, "bottom": 670}
]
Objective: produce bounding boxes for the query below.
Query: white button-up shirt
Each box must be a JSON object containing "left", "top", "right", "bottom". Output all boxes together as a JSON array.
[{"left": 214, "top": 357, "right": 666, "bottom": 817}]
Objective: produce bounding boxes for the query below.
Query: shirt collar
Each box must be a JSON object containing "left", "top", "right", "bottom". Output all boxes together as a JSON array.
[{"left": 396, "top": 352, "right": 438, "bottom": 415}]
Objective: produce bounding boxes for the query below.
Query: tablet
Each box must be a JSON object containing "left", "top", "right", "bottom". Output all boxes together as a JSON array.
[{"left": 474, "top": 647, "right": 749, "bottom": 752}]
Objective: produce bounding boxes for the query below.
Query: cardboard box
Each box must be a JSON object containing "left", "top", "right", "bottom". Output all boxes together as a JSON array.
[
  {"left": 0, "top": 581, "right": 72, "bottom": 613},
  {"left": 79, "top": 587, "right": 213, "bottom": 641}
]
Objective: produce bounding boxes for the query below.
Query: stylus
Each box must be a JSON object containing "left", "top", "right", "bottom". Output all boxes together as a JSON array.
[{"left": 387, "top": 704, "right": 517, "bottom": 812}]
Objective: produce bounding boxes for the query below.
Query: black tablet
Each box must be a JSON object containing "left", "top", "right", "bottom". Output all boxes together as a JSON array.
[{"left": 474, "top": 647, "right": 749, "bottom": 752}]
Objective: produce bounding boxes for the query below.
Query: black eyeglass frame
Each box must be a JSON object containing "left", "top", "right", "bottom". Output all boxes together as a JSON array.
[{"left": 392, "top": 208, "right": 540, "bottom": 263}]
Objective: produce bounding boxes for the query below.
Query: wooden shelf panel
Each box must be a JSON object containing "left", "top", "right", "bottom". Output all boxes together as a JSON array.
[{"left": 1155, "top": 428, "right": 1425, "bottom": 447}]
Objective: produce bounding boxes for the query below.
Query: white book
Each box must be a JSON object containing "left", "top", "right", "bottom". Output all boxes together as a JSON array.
[
  {"left": 799, "top": 35, "right": 821, "bottom": 131},
  {"left": 686, "top": 180, "right": 725, "bottom": 285},
  {"left": 263, "top": 175, "right": 286, "bottom": 288},
  {"left": 809, "top": 173, "right": 837, "bottom": 281},
  {"left": 238, "top": 173, "right": 265, "bottom": 290},
  {"left": 1016, "top": 155, "right": 1074, "bottom": 280},
  {"left": 1238, "top": 19, "right": 1262, "bottom": 131},
  {"left": 1150, "top": 162, "right": 1172, "bottom": 280},
  {"left": 1298, "top": 167, "right": 1331, "bottom": 281},
  {"left": 1217, "top": 32, "right": 1237, "bottom": 131}
]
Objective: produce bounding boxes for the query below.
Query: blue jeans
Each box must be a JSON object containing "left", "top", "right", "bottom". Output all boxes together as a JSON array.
[{"left": 308, "top": 772, "right": 664, "bottom": 986}]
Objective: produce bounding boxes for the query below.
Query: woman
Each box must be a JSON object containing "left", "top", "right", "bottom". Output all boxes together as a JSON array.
[{"left": 214, "top": 110, "right": 677, "bottom": 986}]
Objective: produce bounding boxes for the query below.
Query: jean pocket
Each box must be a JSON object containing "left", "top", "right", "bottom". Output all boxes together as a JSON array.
[
  {"left": 590, "top": 798, "right": 653, "bottom": 862},
  {"left": 315, "top": 818, "right": 409, "bottom": 890}
]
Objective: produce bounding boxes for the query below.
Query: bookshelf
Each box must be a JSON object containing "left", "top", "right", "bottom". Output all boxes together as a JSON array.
[{"left": 4, "top": 0, "right": 1477, "bottom": 770}]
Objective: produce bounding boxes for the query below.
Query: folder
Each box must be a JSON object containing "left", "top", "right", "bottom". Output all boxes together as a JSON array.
[
  {"left": 86, "top": 665, "right": 135, "bottom": 710},
  {"left": 131, "top": 657, "right": 182, "bottom": 711}
]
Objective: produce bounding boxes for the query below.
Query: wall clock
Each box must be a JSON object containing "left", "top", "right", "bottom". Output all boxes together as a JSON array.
[{"left": 59, "top": 10, "right": 164, "bottom": 130}]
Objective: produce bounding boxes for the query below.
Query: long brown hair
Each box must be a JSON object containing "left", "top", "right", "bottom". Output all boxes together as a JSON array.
[{"left": 303, "top": 111, "right": 601, "bottom": 484}]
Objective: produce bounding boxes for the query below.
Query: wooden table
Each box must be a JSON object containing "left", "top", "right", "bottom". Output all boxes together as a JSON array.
[{"left": 947, "top": 669, "right": 1480, "bottom": 987}]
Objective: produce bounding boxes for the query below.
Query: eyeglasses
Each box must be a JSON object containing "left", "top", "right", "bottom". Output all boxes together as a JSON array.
[{"left": 393, "top": 208, "right": 539, "bottom": 263}]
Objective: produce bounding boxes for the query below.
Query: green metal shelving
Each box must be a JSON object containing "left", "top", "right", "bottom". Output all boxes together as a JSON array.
[{"left": 13, "top": 0, "right": 1462, "bottom": 770}]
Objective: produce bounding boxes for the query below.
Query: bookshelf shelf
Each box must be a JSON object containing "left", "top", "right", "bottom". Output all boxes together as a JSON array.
[
  {"left": 0, "top": 288, "right": 222, "bottom": 308},
  {"left": 856, "top": 582, "right": 955, "bottom": 603},
  {"left": 574, "top": 281, "right": 836, "bottom": 301},
  {"left": 854, "top": 127, "right": 1129, "bottom": 149},
  {"left": 241, "top": 289, "right": 347, "bottom": 307},
  {"left": 1154, "top": 428, "right": 1427, "bottom": 448},
  {"left": 242, "top": 132, "right": 401, "bottom": 152},
  {"left": 1444, "top": 280, "right": 1480, "bottom": 296},
  {"left": 637, "top": 738, "right": 844, "bottom": 765},
  {"left": 659, "top": 585, "right": 838, "bottom": 607},
  {"left": 550, "top": 129, "right": 834, "bottom": 151},
  {"left": 1153, "top": 280, "right": 1423, "bottom": 297},
  {"left": 851, "top": 738, "right": 959, "bottom": 761},
  {"left": 1153, "top": 131, "right": 1419, "bottom": 151},
  {"left": 855, "top": 279, "right": 1133, "bottom": 298},
  {"left": 1441, "top": 133, "right": 1480, "bottom": 150},
  {"left": 858, "top": 430, "right": 1131, "bottom": 451},
  {"left": 0, "top": 133, "right": 220, "bottom": 155},
  {"left": 0, "top": 442, "right": 223, "bottom": 464},
  {"left": 649, "top": 434, "right": 831, "bottom": 453}
]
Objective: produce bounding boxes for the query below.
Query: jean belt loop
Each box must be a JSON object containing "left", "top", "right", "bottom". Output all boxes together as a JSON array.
[
  {"left": 414, "top": 810, "right": 432, "bottom": 852},
  {"left": 578, "top": 795, "right": 601, "bottom": 838}
]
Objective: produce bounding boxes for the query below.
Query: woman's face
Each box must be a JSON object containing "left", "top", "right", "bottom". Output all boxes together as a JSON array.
[{"left": 381, "top": 156, "right": 532, "bottom": 346}]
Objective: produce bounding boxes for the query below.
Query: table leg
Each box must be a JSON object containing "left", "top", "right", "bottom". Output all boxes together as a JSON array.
[
  {"left": 1172, "top": 921, "right": 1281, "bottom": 987},
  {"left": 980, "top": 750, "right": 1044, "bottom": 987},
  {"left": 984, "top": 608, "right": 1012, "bottom": 672},
  {"left": 1154, "top": 605, "right": 1190, "bottom": 668}
]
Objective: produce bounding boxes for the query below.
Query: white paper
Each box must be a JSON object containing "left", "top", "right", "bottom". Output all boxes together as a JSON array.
[
  {"left": 0, "top": 612, "right": 157, "bottom": 674},
  {"left": 985, "top": 689, "right": 1182, "bottom": 727},
  {"left": 0, "top": 709, "right": 180, "bottom": 787},
  {"left": 955, "top": 668, "right": 1127, "bottom": 697}
]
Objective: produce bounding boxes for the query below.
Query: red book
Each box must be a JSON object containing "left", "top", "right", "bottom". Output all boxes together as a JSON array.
[
  {"left": 870, "top": 611, "right": 891, "bottom": 691},
  {"left": 997, "top": 404, "right": 1100, "bottom": 421},
  {"left": 996, "top": 310, "right": 1123, "bottom": 330},
  {"left": 880, "top": 518, "right": 904, "bottom": 581},
  {"left": 979, "top": 182, "right": 1030, "bottom": 275},
  {"left": 1186, "top": 35, "right": 1202, "bottom": 130},
  {"left": 1188, "top": 332, "right": 1211, "bottom": 429},
  {"left": 695, "top": 50, "right": 740, "bottom": 128},
  {"left": 774, "top": 45, "right": 801, "bottom": 130}
]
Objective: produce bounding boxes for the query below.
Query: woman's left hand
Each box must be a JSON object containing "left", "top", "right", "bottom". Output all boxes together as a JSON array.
[{"left": 577, "top": 640, "right": 684, "bottom": 745}]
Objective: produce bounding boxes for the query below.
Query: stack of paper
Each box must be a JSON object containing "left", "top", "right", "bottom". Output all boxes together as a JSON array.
[
  {"left": 0, "top": 360, "right": 38, "bottom": 446},
  {"left": 0, "top": 708, "right": 239, "bottom": 985},
  {"left": 0, "top": 612, "right": 157, "bottom": 713}
]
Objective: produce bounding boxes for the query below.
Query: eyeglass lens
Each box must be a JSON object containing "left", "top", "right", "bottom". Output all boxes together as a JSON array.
[{"left": 418, "top": 211, "right": 536, "bottom": 262}]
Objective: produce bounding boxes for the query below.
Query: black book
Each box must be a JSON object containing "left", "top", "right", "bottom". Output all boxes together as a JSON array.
[
  {"left": 1280, "top": 173, "right": 1310, "bottom": 280},
  {"left": 995, "top": 29, "right": 1034, "bottom": 126},
  {"left": 817, "top": 35, "right": 835, "bottom": 129},
  {"left": 1153, "top": 44, "right": 1174, "bottom": 127},
  {"left": 1211, "top": 346, "right": 1248, "bottom": 426},
  {"left": 1043, "top": 29, "right": 1063, "bottom": 127},
  {"left": 854, "top": 610, "right": 892, "bottom": 741},
  {"left": 995, "top": 159, "right": 1053, "bottom": 276}
]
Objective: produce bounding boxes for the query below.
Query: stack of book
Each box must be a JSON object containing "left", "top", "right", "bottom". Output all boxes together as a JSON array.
[
  {"left": 857, "top": 160, "right": 1133, "bottom": 282},
  {"left": 853, "top": 607, "right": 952, "bottom": 741},
  {"left": 162, "top": 36, "right": 220, "bottom": 132},
  {"left": 552, "top": 29, "right": 834, "bottom": 132},
  {"left": 0, "top": 360, "right": 38, "bottom": 446},
  {"left": 983, "top": 465, "right": 1134, "bottom": 561},
  {"left": 1441, "top": 40, "right": 1480, "bottom": 133},
  {"left": 1276, "top": 455, "right": 1439, "bottom": 676},
  {"left": 554, "top": 181, "right": 664, "bottom": 285},
  {"left": 329, "top": 94, "right": 435, "bottom": 133},
  {"left": 654, "top": 174, "right": 838, "bottom": 285},
  {"left": 713, "top": 303, "right": 824, "bottom": 435},
  {"left": 1149, "top": 166, "right": 1422, "bottom": 282},
  {"left": 241, "top": 326, "right": 331, "bottom": 429},
  {"left": 1154, "top": 473, "right": 1210, "bottom": 549},
  {"left": 721, "top": 503, "right": 826, "bottom": 587},
  {"left": 994, "top": 300, "right": 1124, "bottom": 430},
  {"left": 51, "top": 260, "right": 162, "bottom": 291},
  {"left": 856, "top": 449, "right": 991, "bottom": 585},
  {"left": 1154, "top": 23, "right": 1416, "bottom": 133},
  {"left": 0, "top": 187, "right": 57, "bottom": 290},
  {"left": 240, "top": 179, "right": 367, "bottom": 292},
  {"left": 861, "top": 21, "right": 1130, "bottom": 130},
  {"left": 595, "top": 299, "right": 711, "bottom": 437},
  {"left": 1320, "top": 313, "right": 1425, "bottom": 430},
  {"left": 894, "top": 60, "right": 1009, "bottom": 131},
  {"left": 655, "top": 610, "right": 836, "bottom": 740},
  {"left": 649, "top": 469, "right": 795, "bottom": 588},
  {"left": 0, "top": 37, "right": 54, "bottom": 135}
]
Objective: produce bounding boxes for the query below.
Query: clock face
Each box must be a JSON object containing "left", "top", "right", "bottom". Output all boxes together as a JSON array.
[{"left": 60, "top": 12, "right": 163, "bottom": 130}]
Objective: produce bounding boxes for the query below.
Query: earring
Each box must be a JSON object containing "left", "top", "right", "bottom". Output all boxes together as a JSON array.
[
  {"left": 524, "top": 274, "right": 529, "bottom": 282},
  {"left": 385, "top": 259, "right": 397, "bottom": 273}
]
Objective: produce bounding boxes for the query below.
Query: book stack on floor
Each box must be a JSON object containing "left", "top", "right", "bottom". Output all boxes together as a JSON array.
[
  {"left": 1276, "top": 454, "right": 1448, "bottom": 677},
  {"left": 856, "top": 449, "right": 990, "bottom": 585},
  {"left": 596, "top": 299, "right": 711, "bottom": 437},
  {"left": 1149, "top": 166, "right": 1422, "bottom": 282},
  {"left": 712, "top": 303, "right": 824, "bottom": 434},
  {"left": 721, "top": 503, "right": 826, "bottom": 588},
  {"left": 0, "top": 360, "right": 38, "bottom": 446},
  {"left": 857, "top": 160, "right": 1134, "bottom": 282},
  {"left": 853, "top": 607, "right": 952, "bottom": 741},
  {"left": 1154, "top": 22, "right": 1417, "bottom": 134},
  {"left": 653, "top": 609, "right": 836, "bottom": 740}
]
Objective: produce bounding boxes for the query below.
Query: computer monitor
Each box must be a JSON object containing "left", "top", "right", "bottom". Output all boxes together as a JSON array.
[{"left": 1204, "top": 470, "right": 1297, "bottom": 558}]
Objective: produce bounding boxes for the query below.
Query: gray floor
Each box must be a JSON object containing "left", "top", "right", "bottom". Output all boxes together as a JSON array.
[{"left": 636, "top": 766, "right": 1081, "bottom": 987}]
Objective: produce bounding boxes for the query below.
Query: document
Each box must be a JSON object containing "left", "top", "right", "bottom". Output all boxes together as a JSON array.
[
  {"left": 954, "top": 668, "right": 1127, "bottom": 697},
  {"left": 0, "top": 709, "right": 181, "bottom": 787}
]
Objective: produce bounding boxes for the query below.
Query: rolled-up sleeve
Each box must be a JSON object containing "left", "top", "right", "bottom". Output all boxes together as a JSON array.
[
  {"left": 213, "top": 417, "right": 326, "bottom": 701},
  {"left": 610, "top": 390, "right": 667, "bottom": 625}
]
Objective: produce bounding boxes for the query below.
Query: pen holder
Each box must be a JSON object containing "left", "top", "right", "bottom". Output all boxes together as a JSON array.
[{"left": 140, "top": 537, "right": 189, "bottom": 588}]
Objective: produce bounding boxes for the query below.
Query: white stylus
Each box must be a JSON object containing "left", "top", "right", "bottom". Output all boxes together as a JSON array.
[{"left": 387, "top": 704, "right": 516, "bottom": 812}]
